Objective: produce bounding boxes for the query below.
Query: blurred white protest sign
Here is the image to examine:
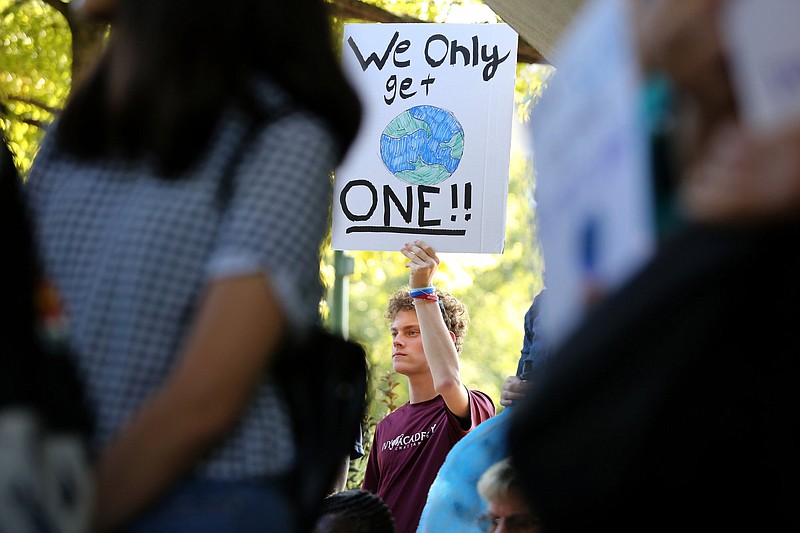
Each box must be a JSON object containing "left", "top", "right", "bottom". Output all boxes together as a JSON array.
[
  {"left": 722, "top": 0, "right": 800, "bottom": 136},
  {"left": 532, "top": 0, "right": 654, "bottom": 345},
  {"left": 332, "top": 24, "right": 518, "bottom": 253}
]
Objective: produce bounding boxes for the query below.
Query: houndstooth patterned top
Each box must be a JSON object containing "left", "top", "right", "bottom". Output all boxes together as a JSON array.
[{"left": 26, "top": 78, "right": 337, "bottom": 479}]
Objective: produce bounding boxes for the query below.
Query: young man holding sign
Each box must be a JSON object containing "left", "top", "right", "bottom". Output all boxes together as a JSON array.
[{"left": 362, "top": 240, "right": 495, "bottom": 533}]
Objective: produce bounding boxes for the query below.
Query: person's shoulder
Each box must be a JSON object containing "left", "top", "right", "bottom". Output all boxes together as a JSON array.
[{"left": 467, "top": 389, "right": 495, "bottom": 412}]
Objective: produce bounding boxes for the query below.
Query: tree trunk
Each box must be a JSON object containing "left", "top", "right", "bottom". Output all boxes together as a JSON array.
[{"left": 68, "top": 18, "right": 107, "bottom": 86}]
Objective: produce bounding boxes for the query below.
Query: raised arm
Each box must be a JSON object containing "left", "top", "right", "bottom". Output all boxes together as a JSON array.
[{"left": 401, "top": 240, "right": 469, "bottom": 419}]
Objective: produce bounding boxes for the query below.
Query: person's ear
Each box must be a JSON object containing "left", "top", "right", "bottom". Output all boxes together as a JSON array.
[{"left": 449, "top": 330, "right": 456, "bottom": 345}]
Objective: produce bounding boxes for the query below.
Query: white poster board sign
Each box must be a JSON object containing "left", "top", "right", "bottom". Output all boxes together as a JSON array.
[
  {"left": 332, "top": 24, "right": 518, "bottom": 253},
  {"left": 532, "top": 0, "right": 654, "bottom": 345},
  {"left": 722, "top": 0, "right": 800, "bottom": 136}
]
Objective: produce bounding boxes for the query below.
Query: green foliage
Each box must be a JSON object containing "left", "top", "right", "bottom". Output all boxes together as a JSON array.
[
  {"left": 0, "top": 0, "right": 71, "bottom": 176},
  {"left": 346, "top": 370, "right": 402, "bottom": 488},
  {"left": 515, "top": 62, "right": 554, "bottom": 122}
]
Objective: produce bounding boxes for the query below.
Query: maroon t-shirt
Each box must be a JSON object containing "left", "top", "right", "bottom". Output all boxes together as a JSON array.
[{"left": 362, "top": 390, "right": 495, "bottom": 533}]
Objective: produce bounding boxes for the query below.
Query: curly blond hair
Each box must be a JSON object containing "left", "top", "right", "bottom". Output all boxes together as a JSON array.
[{"left": 385, "top": 288, "right": 469, "bottom": 353}]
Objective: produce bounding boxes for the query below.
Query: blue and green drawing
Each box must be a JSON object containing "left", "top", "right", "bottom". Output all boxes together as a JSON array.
[{"left": 379, "top": 105, "right": 464, "bottom": 186}]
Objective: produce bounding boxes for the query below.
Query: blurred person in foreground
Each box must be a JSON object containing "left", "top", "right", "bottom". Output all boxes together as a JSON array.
[
  {"left": 25, "top": 0, "right": 361, "bottom": 530},
  {"left": 362, "top": 240, "right": 495, "bottom": 533},
  {"left": 509, "top": 1, "right": 800, "bottom": 531}
]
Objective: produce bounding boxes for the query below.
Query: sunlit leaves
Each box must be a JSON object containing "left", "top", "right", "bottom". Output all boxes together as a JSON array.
[
  {"left": 515, "top": 62, "right": 554, "bottom": 122},
  {"left": 1, "top": 0, "right": 71, "bottom": 175}
]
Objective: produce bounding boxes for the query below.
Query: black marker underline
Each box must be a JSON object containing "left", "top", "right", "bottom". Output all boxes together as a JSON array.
[{"left": 346, "top": 226, "right": 467, "bottom": 236}]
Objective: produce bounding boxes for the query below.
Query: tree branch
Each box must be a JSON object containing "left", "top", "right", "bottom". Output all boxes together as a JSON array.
[
  {"left": 20, "top": 117, "right": 50, "bottom": 130},
  {"left": 6, "top": 95, "right": 61, "bottom": 115},
  {"left": 0, "top": 109, "right": 51, "bottom": 131},
  {"left": 1, "top": 96, "right": 57, "bottom": 131},
  {"left": 0, "top": 0, "right": 26, "bottom": 18}
]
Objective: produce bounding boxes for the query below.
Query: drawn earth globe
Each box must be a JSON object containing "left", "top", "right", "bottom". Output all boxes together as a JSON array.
[{"left": 379, "top": 105, "right": 464, "bottom": 186}]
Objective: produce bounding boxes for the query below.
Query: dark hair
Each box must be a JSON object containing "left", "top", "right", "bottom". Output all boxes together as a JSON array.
[
  {"left": 386, "top": 288, "right": 470, "bottom": 354},
  {"left": 1, "top": 136, "right": 39, "bottom": 351},
  {"left": 314, "top": 490, "right": 395, "bottom": 533},
  {"left": 58, "top": 0, "right": 361, "bottom": 175}
]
